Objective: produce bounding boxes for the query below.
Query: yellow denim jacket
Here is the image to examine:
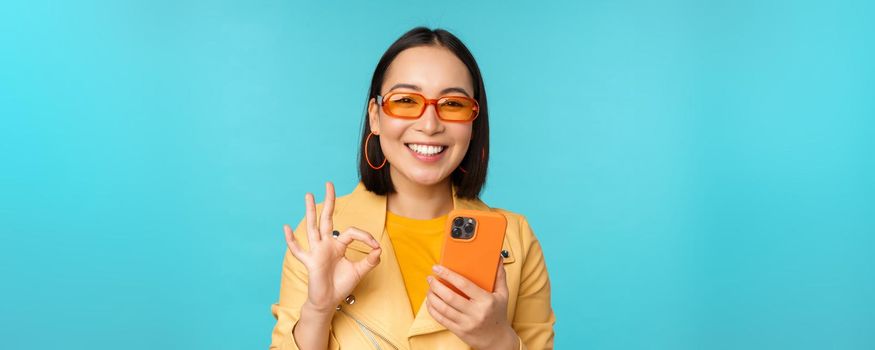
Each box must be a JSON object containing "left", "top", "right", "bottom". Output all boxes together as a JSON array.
[{"left": 270, "top": 183, "right": 555, "bottom": 349}]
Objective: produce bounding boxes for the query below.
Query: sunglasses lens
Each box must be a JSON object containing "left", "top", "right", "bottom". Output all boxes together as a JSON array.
[
  {"left": 384, "top": 93, "right": 425, "bottom": 117},
  {"left": 438, "top": 97, "right": 477, "bottom": 121}
]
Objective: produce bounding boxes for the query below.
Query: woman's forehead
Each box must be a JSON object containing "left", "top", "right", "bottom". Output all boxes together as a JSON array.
[{"left": 382, "top": 45, "right": 474, "bottom": 96}]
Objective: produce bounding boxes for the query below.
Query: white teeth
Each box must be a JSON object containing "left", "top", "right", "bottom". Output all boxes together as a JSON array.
[{"left": 407, "top": 143, "right": 446, "bottom": 156}]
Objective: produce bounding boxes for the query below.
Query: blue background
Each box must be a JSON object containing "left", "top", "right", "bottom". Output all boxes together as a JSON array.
[{"left": 1, "top": 0, "right": 873, "bottom": 348}]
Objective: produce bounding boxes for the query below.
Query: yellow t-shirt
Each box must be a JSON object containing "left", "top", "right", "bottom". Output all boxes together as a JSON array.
[{"left": 385, "top": 211, "right": 447, "bottom": 316}]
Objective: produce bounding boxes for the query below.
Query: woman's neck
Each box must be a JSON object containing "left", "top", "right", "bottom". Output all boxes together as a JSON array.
[{"left": 386, "top": 170, "right": 454, "bottom": 220}]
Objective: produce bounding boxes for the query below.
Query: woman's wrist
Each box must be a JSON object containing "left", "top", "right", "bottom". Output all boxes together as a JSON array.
[
  {"left": 480, "top": 326, "right": 519, "bottom": 350},
  {"left": 292, "top": 302, "right": 335, "bottom": 350},
  {"left": 301, "top": 301, "right": 335, "bottom": 324}
]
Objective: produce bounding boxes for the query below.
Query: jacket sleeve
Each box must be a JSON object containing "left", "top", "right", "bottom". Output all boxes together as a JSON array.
[
  {"left": 513, "top": 216, "right": 556, "bottom": 350},
  {"left": 269, "top": 218, "right": 339, "bottom": 350}
]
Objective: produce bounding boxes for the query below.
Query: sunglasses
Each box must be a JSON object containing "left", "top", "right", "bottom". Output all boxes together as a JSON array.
[{"left": 376, "top": 92, "right": 479, "bottom": 122}]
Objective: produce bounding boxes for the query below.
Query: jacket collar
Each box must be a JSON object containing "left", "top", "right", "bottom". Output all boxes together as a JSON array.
[{"left": 344, "top": 181, "right": 516, "bottom": 265}]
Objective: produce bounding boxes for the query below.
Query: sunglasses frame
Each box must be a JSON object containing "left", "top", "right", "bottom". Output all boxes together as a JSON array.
[{"left": 376, "top": 92, "right": 479, "bottom": 122}]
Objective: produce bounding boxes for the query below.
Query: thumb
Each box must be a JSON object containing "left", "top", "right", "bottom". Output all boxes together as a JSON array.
[
  {"left": 493, "top": 257, "right": 509, "bottom": 298},
  {"left": 353, "top": 246, "right": 382, "bottom": 276}
]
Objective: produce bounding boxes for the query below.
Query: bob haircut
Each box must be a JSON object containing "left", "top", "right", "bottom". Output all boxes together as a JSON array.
[{"left": 358, "top": 27, "right": 489, "bottom": 200}]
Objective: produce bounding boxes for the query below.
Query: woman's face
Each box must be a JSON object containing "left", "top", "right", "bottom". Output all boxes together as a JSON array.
[{"left": 368, "top": 45, "right": 474, "bottom": 188}]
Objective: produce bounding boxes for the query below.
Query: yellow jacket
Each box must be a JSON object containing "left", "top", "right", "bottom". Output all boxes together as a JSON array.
[{"left": 270, "top": 183, "right": 555, "bottom": 349}]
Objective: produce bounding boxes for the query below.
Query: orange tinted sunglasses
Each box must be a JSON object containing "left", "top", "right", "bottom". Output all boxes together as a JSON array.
[{"left": 377, "top": 92, "right": 479, "bottom": 122}]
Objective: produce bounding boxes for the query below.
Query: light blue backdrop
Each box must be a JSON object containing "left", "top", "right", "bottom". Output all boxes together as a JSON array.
[{"left": 1, "top": 0, "right": 872, "bottom": 349}]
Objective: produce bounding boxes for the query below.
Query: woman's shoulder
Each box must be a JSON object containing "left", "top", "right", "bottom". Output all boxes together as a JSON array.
[
  {"left": 487, "top": 206, "right": 541, "bottom": 246},
  {"left": 489, "top": 207, "right": 526, "bottom": 226},
  {"left": 455, "top": 193, "right": 539, "bottom": 242}
]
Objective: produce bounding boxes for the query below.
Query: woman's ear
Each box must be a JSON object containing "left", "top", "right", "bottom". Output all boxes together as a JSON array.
[{"left": 368, "top": 97, "right": 380, "bottom": 135}]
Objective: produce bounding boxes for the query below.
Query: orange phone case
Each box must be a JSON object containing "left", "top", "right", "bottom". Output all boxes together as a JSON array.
[{"left": 438, "top": 209, "right": 507, "bottom": 297}]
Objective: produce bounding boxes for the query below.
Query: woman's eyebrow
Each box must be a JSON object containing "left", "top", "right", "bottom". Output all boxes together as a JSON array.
[
  {"left": 439, "top": 87, "right": 471, "bottom": 97},
  {"left": 387, "top": 83, "right": 471, "bottom": 97}
]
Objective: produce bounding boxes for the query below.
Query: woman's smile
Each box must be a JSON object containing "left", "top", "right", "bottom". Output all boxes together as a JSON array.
[{"left": 405, "top": 142, "right": 448, "bottom": 163}]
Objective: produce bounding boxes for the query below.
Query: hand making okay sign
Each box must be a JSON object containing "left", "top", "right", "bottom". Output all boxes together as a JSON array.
[{"left": 282, "top": 181, "right": 383, "bottom": 314}]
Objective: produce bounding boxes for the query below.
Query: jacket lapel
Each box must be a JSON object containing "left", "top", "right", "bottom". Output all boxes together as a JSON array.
[{"left": 333, "top": 183, "right": 412, "bottom": 349}]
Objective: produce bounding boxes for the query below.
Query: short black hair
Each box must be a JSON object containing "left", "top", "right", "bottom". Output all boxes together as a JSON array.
[{"left": 358, "top": 27, "right": 489, "bottom": 199}]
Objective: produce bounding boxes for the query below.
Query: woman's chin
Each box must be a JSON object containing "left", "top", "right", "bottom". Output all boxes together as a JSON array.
[{"left": 403, "top": 168, "right": 449, "bottom": 187}]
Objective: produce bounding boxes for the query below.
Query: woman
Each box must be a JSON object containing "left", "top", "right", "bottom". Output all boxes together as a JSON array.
[{"left": 270, "top": 27, "right": 555, "bottom": 350}]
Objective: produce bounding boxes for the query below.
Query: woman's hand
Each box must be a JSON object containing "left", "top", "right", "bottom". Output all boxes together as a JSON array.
[
  {"left": 426, "top": 260, "right": 520, "bottom": 350},
  {"left": 283, "top": 181, "right": 382, "bottom": 314}
]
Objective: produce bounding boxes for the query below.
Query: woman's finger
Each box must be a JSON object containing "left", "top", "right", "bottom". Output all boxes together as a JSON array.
[
  {"left": 283, "top": 224, "right": 306, "bottom": 261},
  {"left": 352, "top": 245, "right": 382, "bottom": 276},
  {"left": 426, "top": 292, "right": 461, "bottom": 329},
  {"left": 332, "top": 227, "right": 382, "bottom": 275},
  {"left": 427, "top": 274, "right": 469, "bottom": 312},
  {"left": 319, "top": 181, "right": 336, "bottom": 239},
  {"left": 431, "top": 265, "right": 489, "bottom": 300},
  {"left": 334, "top": 227, "right": 380, "bottom": 249},
  {"left": 304, "top": 192, "right": 320, "bottom": 243},
  {"left": 426, "top": 289, "right": 464, "bottom": 325}
]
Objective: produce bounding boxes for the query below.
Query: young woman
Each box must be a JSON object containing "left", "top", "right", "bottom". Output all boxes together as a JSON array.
[{"left": 270, "top": 27, "right": 555, "bottom": 350}]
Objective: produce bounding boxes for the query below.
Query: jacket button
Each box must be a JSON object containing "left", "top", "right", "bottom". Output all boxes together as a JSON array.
[
  {"left": 501, "top": 250, "right": 510, "bottom": 259},
  {"left": 345, "top": 294, "right": 356, "bottom": 305}
]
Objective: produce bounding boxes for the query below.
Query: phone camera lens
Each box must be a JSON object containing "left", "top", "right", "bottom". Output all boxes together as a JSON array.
[
  {"left": 453, "top": 217, "right": 464, "bottom": 227},
  {"left": 463, "top": 223, "right": 474, "bottom": 235},
  {"left": 451, "top": 226, "right": 462, "bottom": 238}
]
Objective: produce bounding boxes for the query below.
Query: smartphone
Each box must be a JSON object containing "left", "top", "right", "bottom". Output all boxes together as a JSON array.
[{"left": 438, "top": 209, "right": 507, "bottom": 297}]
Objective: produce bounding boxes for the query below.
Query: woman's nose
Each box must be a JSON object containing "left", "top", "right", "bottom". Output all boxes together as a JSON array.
[{"left": 415, "top": 103, "right": 443, "bottom": 134}]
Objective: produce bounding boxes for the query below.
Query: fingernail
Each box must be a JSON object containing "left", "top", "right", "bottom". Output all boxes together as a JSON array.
[
  {"left": 432, "top": 265, "right": 442, "bottom": 273},
  {"left": 427, "top": 276, "right": 434, "bottom": 283}
]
